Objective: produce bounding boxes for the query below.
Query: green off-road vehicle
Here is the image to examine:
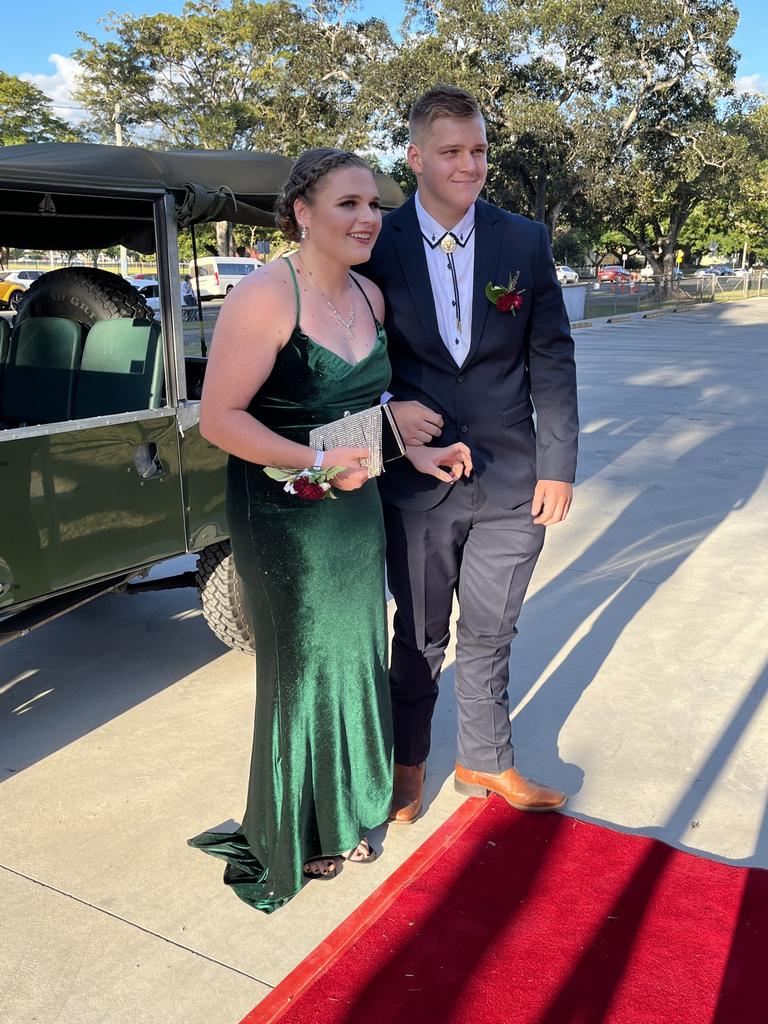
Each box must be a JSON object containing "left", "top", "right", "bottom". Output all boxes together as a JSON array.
[{"left": 0, "top": 143, "right": 403, "bottom": 650}]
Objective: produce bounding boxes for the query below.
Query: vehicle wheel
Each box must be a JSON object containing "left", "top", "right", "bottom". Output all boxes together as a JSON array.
[
  {"left": 13, "top": 267, "right": 153, "bottom": 328},
  {"left": 196, "top": 541, "right": 255, "bottom": 654},
  {"left": 9, "top": 290, "right": 24, "bottom": 311}
]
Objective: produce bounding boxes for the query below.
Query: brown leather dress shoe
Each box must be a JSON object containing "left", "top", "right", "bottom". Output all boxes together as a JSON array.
[
  {"left": 388, "top": 762, "right": 426, "bottom": 823},
  {"left": 454, "top": 763, "right": 567, "bottom": 812}
]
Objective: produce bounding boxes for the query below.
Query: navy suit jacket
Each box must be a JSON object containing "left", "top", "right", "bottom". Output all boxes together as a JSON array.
[{"left": 359, "top": 195, "right": 578, "bottom": 511}]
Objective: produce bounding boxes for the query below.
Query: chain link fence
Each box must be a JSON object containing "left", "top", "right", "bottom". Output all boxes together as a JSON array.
[{"left": 564, "top": 271, "right": 768, "bottom": 323}]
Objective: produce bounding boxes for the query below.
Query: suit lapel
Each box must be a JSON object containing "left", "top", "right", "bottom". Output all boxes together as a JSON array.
[
  {"left": 392, "top": 199, "right": 459, "bottom": 370},
  {"left": 464, "top": 200, "right": 503, "bottom": 368}
]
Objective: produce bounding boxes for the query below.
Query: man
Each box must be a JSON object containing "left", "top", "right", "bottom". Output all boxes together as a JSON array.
[{"left": 363, "top": 84, "right": 579, "bottom": 822}]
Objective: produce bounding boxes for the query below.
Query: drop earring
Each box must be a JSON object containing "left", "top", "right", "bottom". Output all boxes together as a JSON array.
[{"left": 300, "top": 224, "right": 308, "bottom": 241}]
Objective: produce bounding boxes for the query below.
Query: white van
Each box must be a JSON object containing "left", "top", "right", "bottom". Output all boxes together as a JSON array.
[{"left": 188, "top": 256, "right": 262, "bottom": 298}]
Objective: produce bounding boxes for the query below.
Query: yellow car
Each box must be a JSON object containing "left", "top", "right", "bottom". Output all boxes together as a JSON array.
[{"left": 0, "top": 269, "right": 42, "bottom": 310}]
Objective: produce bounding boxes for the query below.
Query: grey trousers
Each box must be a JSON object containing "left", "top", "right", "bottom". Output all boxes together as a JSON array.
[{"left": 383, "top": 478, "right": 545, "bottom": 773}]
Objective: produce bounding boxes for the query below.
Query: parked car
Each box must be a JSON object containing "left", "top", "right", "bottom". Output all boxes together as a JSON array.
[
  {"left": 597, "top": 265, "right": 633, "bottom": 283},
  {"left": 555, "top": 264, "right": 579, "bottom": 285},
  {"left": 693, "top": 264, "right": 732, "bottom": 276},
  {"left": 639, "top": 265, "right": 683, "bottom": 280},
  {"left": 132, "top": 278, "right": 197, "bottom": 319},
  {"left": 131, "top": 278, "right": 162, "bottom": 313},
  {"left": 0, "top": 270, "right": 41, "bottom": 310},
  {"left": 4, "top": 268, "right": 44, "bottom": 284},
  {"left": 188, "top": 256, "right": 262, "bottom": 298}
]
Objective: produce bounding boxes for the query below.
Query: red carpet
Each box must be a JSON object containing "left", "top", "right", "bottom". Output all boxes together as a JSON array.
[{"left": 243, "top": 798, "right": 768, "bottom": 1024}]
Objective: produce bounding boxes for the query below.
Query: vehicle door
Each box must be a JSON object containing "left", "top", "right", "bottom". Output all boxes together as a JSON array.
[{"left": 0, "top": 197, "right": 187, "bottom": 613}]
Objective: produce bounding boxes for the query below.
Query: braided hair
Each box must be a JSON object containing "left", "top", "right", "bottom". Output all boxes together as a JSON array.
[{"left": 275, "top": 148, "right": 373, "bottom": 242}]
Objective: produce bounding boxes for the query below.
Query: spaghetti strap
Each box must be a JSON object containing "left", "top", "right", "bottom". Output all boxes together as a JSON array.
[
  {"left": 282, "top": 256, "right": 301, "bottom": 328},
  {"left": 350, "top": 274, "right": 379, "bottom": 327}
]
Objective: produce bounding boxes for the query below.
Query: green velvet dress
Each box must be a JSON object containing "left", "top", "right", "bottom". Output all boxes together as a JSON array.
[{"left": 189, "top": 262, "right": 393, "bottom": 913}]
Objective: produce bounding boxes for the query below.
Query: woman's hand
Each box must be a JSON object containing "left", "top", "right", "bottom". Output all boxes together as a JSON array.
[
  {"left": 325, "top": 446, "right": 371, "bottom": 492},
  {"left": 406, "top": 442, "right": 473, "bottom": 483},
  {"left": 387, "top": 401, "right": 443, "bottom": 445}
]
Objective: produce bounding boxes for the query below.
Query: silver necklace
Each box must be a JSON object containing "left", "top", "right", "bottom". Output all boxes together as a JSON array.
[{"left": 297, "top": 253, "right": 357, "bottom": 340}]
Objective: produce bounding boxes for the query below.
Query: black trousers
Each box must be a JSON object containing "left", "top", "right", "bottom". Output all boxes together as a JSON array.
[{"left": 383, "top": 477, "right": 545, "bottom": 773}]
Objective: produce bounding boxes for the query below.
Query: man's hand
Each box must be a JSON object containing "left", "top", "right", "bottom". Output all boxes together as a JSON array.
[
  {"left": 388, "top": 400, "right": 443, "bottom": 445},
  {"left": 532, "top": 480, "right": 573, "bottom": 525},
  {"left": 406, "top": 442, "right": 473, "bottom": 483}
]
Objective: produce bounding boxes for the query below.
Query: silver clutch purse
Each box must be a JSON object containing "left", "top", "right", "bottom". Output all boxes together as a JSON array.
[{"left": 309, "top": 403, "right": 405, "bottom": 478}]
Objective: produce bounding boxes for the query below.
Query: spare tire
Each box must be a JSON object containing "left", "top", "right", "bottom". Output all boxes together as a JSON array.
[
  {"left": 196, "top": 541, "right": 255, "bottom": 654},
  {"left": 14, "top": 267, "right": 153, "bottom": 327}
]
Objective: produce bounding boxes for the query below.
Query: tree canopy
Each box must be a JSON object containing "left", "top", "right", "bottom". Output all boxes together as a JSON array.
[
  {"left": 14, "top": 0, "right": 767, "bottom": 269},
  {"left": 74, "top": 0, "right": 385, "bottom": 154},
  {"left": 0, "top": 71, "right": 80, "bottom": 146}
]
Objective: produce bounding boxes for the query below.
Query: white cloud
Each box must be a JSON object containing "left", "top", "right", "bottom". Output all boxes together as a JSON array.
[
  {"left": 21, "top": 54, "right": 86, "bottom": 123},
  {"left": 735, "top": 74, "right": 768, "bottom": 96}
]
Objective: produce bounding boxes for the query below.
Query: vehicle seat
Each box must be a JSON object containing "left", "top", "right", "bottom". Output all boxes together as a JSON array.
[
  {"left": 1, "top": 316, "right": 82, "bottom": 425},
  {"left": 73, "top": 318, "right": 164, "bottom": 418},
  {"left": 0, "top": 318, "right": 10, "bottom": 398}
]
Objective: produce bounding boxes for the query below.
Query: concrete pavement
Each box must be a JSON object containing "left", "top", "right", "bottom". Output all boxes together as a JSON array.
[{"left": 1, "top": 299, "right": 767, "bottom": 1023}]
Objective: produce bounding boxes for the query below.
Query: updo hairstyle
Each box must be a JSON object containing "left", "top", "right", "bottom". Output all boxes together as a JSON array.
[{"left": 275, "top": 148, "right": 373, "bottom": 242}]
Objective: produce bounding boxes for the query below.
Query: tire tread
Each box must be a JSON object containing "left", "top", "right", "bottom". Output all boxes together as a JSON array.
[{"left": 196, "top": 541, "right": 255, "bottom": 654}]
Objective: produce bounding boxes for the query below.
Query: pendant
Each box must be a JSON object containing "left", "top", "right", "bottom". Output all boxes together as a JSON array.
[{"left": 440, "top": 234, "right": 457, "bottom": 254}]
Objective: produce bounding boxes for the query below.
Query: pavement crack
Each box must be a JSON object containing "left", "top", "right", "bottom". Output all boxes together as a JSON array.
[{"left": 0, "top": 862, "right": 274, "bottom": 989}]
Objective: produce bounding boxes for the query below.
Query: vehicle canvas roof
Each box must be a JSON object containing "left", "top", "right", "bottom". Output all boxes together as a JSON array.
[{"left": 0, "top": 143, "right": 404, "bottom": 252}]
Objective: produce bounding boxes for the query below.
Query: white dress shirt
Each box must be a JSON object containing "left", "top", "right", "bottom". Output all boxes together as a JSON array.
[{"left": 415, "top": 191, "right": 476, "bottom": 367}]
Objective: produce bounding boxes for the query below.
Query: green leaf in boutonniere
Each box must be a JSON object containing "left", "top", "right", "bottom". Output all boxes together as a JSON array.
[
  {"left": 486, "top": 270, "right": 525, "bottom": 316},
  {"left": 485, "top": 282, "right": 508, "bottom": 302}
]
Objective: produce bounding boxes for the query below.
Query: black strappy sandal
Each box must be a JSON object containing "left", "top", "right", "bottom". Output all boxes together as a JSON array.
[
  {"left": 302, "top": 856, "right": 338, "bottom": 880},
  {"left": 341, "top": 836, "right": 378, "bottom": 865}
]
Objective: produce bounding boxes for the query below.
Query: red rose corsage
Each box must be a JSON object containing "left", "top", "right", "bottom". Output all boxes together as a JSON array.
[{"left": 263, "top": 465, "right": 344, "bottom": 500}]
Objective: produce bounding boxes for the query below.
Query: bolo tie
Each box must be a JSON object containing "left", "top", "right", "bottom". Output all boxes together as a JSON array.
[{"left": 421, "top": 226, "right": 476, "bottom": 342}]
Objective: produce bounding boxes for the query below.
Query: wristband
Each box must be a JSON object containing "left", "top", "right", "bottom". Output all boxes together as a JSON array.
[{"left": 311, "top": 448, "right": 324, "bottom": 471}]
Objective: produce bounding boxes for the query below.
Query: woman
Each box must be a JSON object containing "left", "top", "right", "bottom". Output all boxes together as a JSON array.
[{"left": 189, "top": 148, "right": 472, "bottom": 913}]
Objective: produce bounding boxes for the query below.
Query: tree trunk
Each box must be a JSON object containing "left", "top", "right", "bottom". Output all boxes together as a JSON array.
[
  {"left": 533, "top": 181, "right": 546, "bottom": 224},
  {"left": 215, "top": 221, "right": 234, "bottom": 257},
  {"left": 546, "top": 200, "right": 564, "bottom": 240}
]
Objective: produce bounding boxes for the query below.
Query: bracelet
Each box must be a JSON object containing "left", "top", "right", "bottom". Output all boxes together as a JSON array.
[{"left": 311, "top": 448, "right": 324, "bottom": 471}]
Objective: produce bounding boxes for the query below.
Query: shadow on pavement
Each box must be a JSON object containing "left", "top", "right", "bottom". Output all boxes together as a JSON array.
[{"left": 0, "top": 583, "right": 228, "bottom": 780}]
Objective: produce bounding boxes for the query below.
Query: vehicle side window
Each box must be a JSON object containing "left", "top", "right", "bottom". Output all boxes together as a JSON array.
[{"left": 218, "top": 263, "right": 255, "bottom": 276}]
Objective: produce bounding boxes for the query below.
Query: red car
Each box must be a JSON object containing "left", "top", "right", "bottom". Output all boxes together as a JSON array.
[{"left": 597, "top": 265, "right": 633, "bottom": 283}]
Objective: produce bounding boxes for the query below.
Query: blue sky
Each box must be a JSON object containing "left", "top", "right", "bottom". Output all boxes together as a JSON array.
[{"left": 8, "top": 0, "right": 768, "bottom": 119}]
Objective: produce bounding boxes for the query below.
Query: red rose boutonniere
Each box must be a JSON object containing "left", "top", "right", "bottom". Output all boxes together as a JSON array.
[{"left": 485, "top": 271, "right": 526, "bottom": 316}]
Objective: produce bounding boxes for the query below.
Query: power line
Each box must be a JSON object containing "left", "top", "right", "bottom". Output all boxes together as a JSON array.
[{"left": 48, "top": 102, "right": 91, "bottom": 112}]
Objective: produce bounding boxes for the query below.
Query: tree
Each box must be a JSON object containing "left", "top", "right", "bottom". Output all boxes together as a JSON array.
[
  {"left": 593, "top": 96, "right": 762, "bottom": 292},
  {"left": 0, "top": 71, "right": 79, "bottom": 146},
  {"left": 365, "top": 0, "right": 739, "bottom": 236},
  {"left": 74, "top": 0, "right": 389, "bottom": 252},
  {"left": 74, "top": 0, "right": 386, "bottom": 152},
  {"left": 0, "top": 72, "right": 81, "bottom": 266},
  {"left": 678, "top": 202, "right": 748, "bottom": 266}
]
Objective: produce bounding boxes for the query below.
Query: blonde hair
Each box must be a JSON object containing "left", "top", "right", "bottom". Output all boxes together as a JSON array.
[{"left": 409, "top": 85, "right": 482, "bottom": 140}]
